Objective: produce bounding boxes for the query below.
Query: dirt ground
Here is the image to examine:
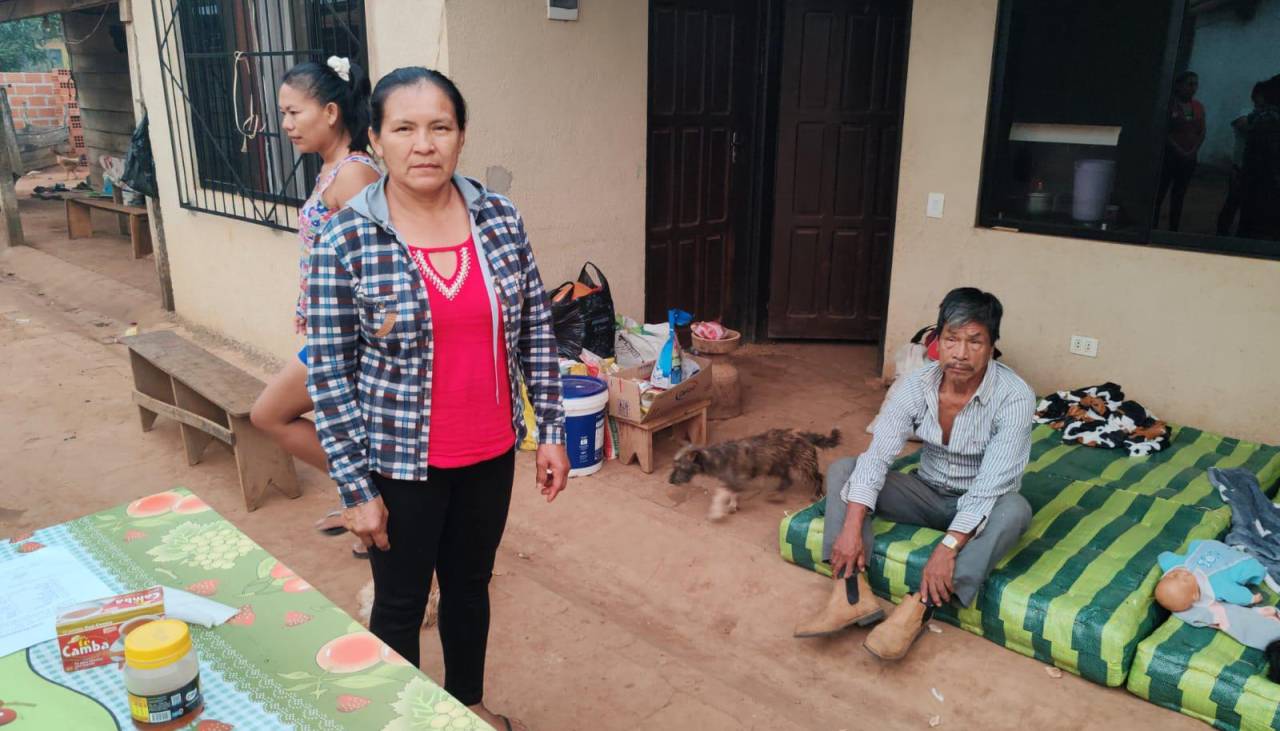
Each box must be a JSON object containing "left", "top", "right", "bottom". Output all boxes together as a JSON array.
[{"left": 0, "top": 175, "right": 1199, "bottom": 730}]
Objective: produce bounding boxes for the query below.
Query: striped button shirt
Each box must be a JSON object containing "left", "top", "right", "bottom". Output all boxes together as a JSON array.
[
  {"left": 306, "top": 174, "right": 566, "bottom": 508},
  {"left": 842, "top": 360, "right": 1036, "bottom": 534}
]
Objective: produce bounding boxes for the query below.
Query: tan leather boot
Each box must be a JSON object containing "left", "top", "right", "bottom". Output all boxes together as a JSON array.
[
  {"left": 863, "top": 592, "right": 929, "bottom": 660},
  {"left": 793, "top": 574, "right": 884, "bottom": 638}
]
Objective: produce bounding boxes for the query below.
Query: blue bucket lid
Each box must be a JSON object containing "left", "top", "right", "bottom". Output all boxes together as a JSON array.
[{"left": 562, "top": 375, "right": 607, "bottom": 398}]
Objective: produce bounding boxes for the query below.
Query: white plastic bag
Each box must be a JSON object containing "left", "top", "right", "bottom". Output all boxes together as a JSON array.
[{"left": 614, "top": 316, "right": 668, "bottom": 367}]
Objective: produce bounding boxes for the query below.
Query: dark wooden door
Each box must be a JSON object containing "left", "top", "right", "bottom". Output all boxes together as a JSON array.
[
  {"left": 646, "top": 0, "right": 760, "bottom": 325},
  {"left": 767, "top": 0, "right": 909, "bottom": 340}
]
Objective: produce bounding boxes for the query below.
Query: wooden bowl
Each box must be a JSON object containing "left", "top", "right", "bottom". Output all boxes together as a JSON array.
[{"left": 691, "top": 328, "right": 741, "bottom": 354}]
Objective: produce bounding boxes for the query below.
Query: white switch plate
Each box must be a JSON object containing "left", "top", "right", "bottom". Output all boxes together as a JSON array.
[
  {"left": 1070, "top": 335, "right": 1099, "bottom": 358},
  {"left": 926, "top": 192, "right": 945, "bottom": 218}
]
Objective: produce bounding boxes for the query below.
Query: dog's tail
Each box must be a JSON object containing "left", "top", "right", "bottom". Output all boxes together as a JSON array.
[{"left": 800, "top": 428, "right": 842, "bottom": 449}]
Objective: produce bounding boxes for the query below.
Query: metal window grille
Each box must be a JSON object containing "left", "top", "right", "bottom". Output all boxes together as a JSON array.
[{"left": 151, "top": 0, "right": 367, "bottom": 231}]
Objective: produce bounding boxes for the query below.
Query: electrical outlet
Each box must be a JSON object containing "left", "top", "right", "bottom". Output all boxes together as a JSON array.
[{"left": 1070, "top": 335, "right": 1099, "bottom": 358}]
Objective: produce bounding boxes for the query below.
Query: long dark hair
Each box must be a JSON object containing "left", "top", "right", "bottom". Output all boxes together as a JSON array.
[
  {"left": 281, "top": 59, "right": 372, "bottom": 151},
  {"left": 370, "top": 66, "right": 468, "bottom": 132}
]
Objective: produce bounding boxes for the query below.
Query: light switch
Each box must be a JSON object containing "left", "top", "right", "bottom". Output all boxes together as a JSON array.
[{"left": 926, "top": 193, "right": 945, "bottom": 219}]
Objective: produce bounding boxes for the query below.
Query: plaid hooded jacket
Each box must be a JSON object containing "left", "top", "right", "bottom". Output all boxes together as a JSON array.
[{"left": 305, "top": 173, "right": 565, "bottom": 507}]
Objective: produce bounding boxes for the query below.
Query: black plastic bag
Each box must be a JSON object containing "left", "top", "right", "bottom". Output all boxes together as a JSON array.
[
  {"left": 121, "top": 114, "right": 157, "bottom": 199},
  {"left": 575, "top": 262, "right": 615, "bottom": 358},
  {"left": 550, "top": 282, "right": 585, "bottom": 359}
]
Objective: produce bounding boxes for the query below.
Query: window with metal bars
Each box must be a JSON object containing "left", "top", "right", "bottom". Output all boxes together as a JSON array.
[{"left": 151, "top": 0, "right": 367, "bottom": 231}]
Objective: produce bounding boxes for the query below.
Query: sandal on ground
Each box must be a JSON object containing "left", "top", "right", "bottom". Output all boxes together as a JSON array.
[{"left": 314, "top": 510, "right": 347, "bottom": 536}]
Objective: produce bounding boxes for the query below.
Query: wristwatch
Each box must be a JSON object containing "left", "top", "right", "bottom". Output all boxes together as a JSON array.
[{"left": 940, "top": 534, "right": 960, "bottom": 551}]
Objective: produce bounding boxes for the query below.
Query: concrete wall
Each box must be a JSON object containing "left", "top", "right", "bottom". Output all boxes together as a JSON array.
[
  {"left": 126, "top": 1, "right": 456, "bottom": 360},
  {"left": 446, "top": 0, "right": 648, "bottom": 319},
  {"left": 128, "top": 0, "right": 645, "bottom": 361},
  {"left": 884, "top": 0, "right": 1280, "bottom": 444},
  {"left": 1188, "top": 0, "right": 1280, "bottom": 169}
]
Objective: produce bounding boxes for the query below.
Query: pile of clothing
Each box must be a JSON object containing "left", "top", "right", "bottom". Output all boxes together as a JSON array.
[
  {"left": 1035, "top": 382, "right": 1170, "bottom": 457},
  {"left": 1211, "top": 467, "right": 1280, "bottom": 593}
]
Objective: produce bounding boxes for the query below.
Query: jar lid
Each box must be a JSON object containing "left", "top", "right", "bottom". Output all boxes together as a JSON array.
[{"left": 124, "top": 619, "right": 192, "bottom": 670}]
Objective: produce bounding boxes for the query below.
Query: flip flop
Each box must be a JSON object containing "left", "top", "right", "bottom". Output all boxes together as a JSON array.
[
  {"left": 497, "top": 715, "right": 514, "bottom": 731},
  {"left": 314, "top": 510, "right": 347, "bottom": 536}
]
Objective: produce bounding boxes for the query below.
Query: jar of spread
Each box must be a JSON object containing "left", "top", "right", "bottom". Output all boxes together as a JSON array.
[{"left": 123, "top": 619, "right": 203, "bottom": 726}]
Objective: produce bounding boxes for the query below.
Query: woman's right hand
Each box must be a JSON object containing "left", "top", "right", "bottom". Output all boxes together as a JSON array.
[
  {"left": 829, "top": 516, "right": 866, "bottom": 580},
  {"left": 295, "top": 315, "right": 307, "bottom": 334},
  {"left": 345, "top": 496, "right": 390, "bottom": 551}
]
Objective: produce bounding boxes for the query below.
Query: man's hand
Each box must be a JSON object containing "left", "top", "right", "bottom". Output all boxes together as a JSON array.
[
  {"left": 344, "top": 496, "right": 389, "bottom": 551},
  {"left": 921, "top": 540, "right": 959, "bottom": 605},
  {"left": 295, "top": 315, "right": 307, "bottom": 335},
  {"left": 830, "top": 507, "right": 868, "bottom": 579},
  {"left": 537, "top": 444, "right": 570, "bottom": 502}
]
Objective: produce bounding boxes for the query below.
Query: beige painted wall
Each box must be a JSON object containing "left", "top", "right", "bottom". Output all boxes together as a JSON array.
[
  {"left": 446, "top": 0, "right": 648, "bottom": 319},
  {"left": 128, "top": 0, "right": 645, "bottom": 360},
  {"left": 129, "top": 0, "right": 300, "bottom": 359},
  {"left": 886, "top": 0, "right": 1280, "bottom": 443},
  {"left": 127, "top": 1, "right": 442, "bottom": 359}
]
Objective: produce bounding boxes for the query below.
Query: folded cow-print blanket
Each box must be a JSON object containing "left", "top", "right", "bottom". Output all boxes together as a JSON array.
[{"left": 1035, "top": 382, "right": 1170, "bottom": 457}]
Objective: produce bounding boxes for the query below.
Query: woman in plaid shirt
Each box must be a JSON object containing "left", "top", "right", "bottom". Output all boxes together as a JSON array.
[{"left": 306, "top": 67, "right": 568, "bottom": 731}]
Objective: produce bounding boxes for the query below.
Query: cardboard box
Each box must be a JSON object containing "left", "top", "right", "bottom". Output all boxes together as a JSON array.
[
  {"left": 56, "top": 586, "right": 165, "bottom": 672},
  {"left": 608, "top": 356, "right": 713, "bottom": 424}
]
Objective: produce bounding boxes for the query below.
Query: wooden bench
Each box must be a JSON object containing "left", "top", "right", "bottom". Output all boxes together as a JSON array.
[
  {"left": 124, "top": 331, "right": 301, "bottom": 511},
  {"left": 615, "top": 400, "right": 710, "bottom": 474},
  {"left": 66, "top": 196, "right": 152, "bottom": 259}
]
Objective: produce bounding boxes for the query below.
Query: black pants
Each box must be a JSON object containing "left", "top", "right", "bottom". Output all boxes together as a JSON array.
[
  {"left": 1217, "top": 165, "right": 1244, "bottom": 235},
  {"left": 1154, "top": 148, "right": 1197, "bottom": 231},
  {"left": 368, "top": 449, "right": 515, "bottom": 706}
]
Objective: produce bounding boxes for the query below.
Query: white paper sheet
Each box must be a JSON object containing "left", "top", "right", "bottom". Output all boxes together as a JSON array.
[{"left": 0, "top": 546, "right": 113, "bottom": 657}]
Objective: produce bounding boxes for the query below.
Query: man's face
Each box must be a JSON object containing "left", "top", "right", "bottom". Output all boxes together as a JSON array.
[{"left": 937, "top": 321, "right": 994, "bottom": 379}]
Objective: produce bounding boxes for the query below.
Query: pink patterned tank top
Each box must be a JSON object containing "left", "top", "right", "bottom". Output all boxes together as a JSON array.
[{"left": 295, "top": 152, "right": 380, "bottom": 320}]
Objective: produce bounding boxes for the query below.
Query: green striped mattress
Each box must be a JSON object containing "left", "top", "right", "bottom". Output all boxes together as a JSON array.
[
  {"left": 1128, "top": 586, "right": 1280, "bottom": 731},
  {"left": 779, "top": 423, "right": 1280, "bottom": 688}
]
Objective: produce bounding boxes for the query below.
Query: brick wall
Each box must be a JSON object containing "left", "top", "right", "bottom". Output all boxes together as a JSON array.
[{"left": 2, "top": 69, "right": 84, "bottom": 157}]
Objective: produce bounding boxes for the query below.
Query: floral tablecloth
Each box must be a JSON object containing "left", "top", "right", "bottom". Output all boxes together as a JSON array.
[{"left": 0, "top": 488, "right": 484, "bottom": 730}]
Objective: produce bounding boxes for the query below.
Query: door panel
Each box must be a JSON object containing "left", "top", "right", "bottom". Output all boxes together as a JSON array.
[
  {"left": 646, "top": 0, "right": 759, "bottom": 325},
  {"left": 768, "top": 0, "right": 909, "bottom": 340}
]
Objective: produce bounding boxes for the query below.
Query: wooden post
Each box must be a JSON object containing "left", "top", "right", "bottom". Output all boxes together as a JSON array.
[
  {"left": 123, "top": 7, "right": 175, "bottom": 311},
  {"left": 0, "top": 88, "right": 25, "bottom": 249}
]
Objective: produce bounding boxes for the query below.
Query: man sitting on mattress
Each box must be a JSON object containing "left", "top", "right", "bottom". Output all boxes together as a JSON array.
[{"left": 794, "top": 287, "right": 1036, "bottom": 661}]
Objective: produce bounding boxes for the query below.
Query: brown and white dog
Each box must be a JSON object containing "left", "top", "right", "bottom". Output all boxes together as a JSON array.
[{"left": 669, "top": 428, "right": 842, "bottom": 520}]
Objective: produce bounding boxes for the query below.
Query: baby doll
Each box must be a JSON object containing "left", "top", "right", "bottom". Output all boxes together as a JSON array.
[{"left": 1157, "top": 539, "right": 1280, "bottom": 682}]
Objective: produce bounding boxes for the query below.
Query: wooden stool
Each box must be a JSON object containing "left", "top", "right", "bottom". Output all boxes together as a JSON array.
[
  {"left": 616, "top": 400, "right": 710, "bottom": 474},
  {"left": 124, "top": 331, "right": 301, "bottom": 511}
]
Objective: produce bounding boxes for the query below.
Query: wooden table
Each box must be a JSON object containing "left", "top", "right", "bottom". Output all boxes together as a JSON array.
[{"left": 0, "top": 489, "right": 485, "bottom": 730}]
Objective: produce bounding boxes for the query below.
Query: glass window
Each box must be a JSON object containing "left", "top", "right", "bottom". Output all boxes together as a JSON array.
[{"left": 978, "top": 0, "right": 1280, "bottom": 258}]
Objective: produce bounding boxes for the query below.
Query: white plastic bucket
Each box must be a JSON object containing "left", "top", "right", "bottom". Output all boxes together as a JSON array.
[
  {"left": 1072, "top": 159, "right": 1116, "bottom": 222},
  {"left": 562, "top": 376, "right": 608, "bottom": 477}
]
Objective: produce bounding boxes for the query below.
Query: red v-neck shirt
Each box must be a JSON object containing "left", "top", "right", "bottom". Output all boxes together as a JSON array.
[{"left": 406, "top": 236, "right": 514, "bottom": 468}]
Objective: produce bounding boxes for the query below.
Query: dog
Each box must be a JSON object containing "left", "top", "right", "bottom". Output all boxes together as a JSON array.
[
  {"left": 56, "top": 154, "right": 83, "bottom": 180},
  {"left": 669, "top": 428, "right": 842, "bottom": 520},
  {"left": 357, "top": 579, "right": 439, "bottom": 628}
]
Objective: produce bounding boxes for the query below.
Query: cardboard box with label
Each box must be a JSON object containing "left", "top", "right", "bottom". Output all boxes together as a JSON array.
[{"left": 607, "top": 356, "right": 713, "bottom": 424}]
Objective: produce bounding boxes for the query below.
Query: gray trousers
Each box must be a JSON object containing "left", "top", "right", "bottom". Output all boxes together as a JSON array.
[{"left": 822, "top": 457, "right": 1032, "bottom": 608}]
